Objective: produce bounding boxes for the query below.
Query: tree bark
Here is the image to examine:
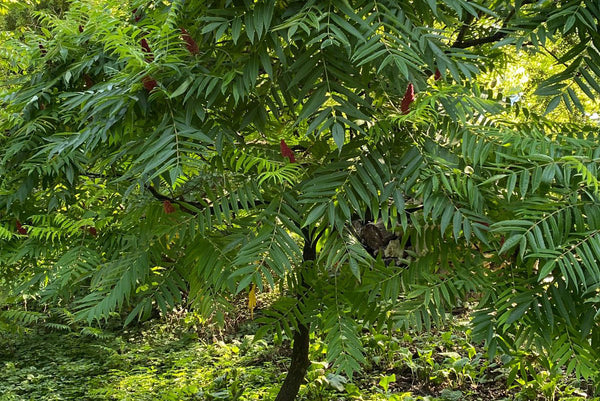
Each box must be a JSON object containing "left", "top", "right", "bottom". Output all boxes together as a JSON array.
[
  {"left": 274, "top": 229, "right": 316, "bottom": 401},
  {"left": 274, "top": 322, "right": 311, "bottom": 401}
]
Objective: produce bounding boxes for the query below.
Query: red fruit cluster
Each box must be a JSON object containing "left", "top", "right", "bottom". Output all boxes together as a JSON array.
[
  {"left": 163, "top": 200, "right": 176, "bottom": 214},
  {"left": 401, "top": 83, "right": 414, "bottom": 115},
  {"left": 142, "top": 75, "right": 157, "bottom": 91},
  {"left": 16, "top": 220, "right": 27, "bottom": 235},
  {"left": 132, "top": 8, "right": 142, "bottom": 22},
  {"left": 180, "top": 28, "right": 199, "bottom": 55},
  {"left": 80, "top": 226, "right": 97, "bottom": 236},
  {"left": 434, "top": 69, "right": 442, "bottom": 81},
  {"left": 280, "top": 139, "right": 296, "bottom": 163},
  {"left": 140, "top": 38, "right": 154, "bottom": 62},
  {"left": 83, "top": 74, "right": 94, "bottom": 89},
  {"left": 139, "top": 34, "right": 157, "bottom": 90}
]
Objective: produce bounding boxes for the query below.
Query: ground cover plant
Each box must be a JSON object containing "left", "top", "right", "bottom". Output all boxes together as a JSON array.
[
  {"left": 2, "top": 0, "right": 600, "bottom": 399},
  {"left": 0, "top": 313, "right": 595, "bottom": 400}
]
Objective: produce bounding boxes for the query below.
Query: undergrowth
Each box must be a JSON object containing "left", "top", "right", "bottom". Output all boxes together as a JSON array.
[{"left": 0, "top": 313, "right": 596, "bottom": 401}]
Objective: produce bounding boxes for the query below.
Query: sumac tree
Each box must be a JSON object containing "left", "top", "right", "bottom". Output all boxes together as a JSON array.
[{"left": 2, "top": 0, "right": 600, "bottom": 399}]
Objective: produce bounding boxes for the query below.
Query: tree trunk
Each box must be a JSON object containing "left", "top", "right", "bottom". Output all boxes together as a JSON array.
[
  {"left": 274, "top": 229, "right": 316, "bottom": 401},
  {"left": 274, "top": 322, "right": 310, "bottom": 401}
]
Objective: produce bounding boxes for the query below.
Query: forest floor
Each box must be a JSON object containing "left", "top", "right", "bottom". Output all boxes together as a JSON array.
[{"left": 0, "top": 311, "right": 596, "bottom": 401}]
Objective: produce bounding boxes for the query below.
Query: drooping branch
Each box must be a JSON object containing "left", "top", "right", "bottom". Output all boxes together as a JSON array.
[
  {"left": 452, "top": 8, "right": 516, "bottom": 49},
  {"left": 454, "top": 13, "right": 476, "bottom": 48},
  {"left": 541, "top": 43, "right": 571, "bottom": 69},
  {"left": 145, "top": 184, "right": 265, "bottom": 217},
  {"left": 451, "top": 1, "right": 539, "bottom": 49},
  {"left": 146, "top": 185, "right": 198, "bottom": 215},
  {"left": 453, "top": 29, "right": 511, "bottom": 49}
]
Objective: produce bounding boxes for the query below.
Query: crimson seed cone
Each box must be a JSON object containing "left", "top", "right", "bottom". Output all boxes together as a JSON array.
[
  {"left": 83, "top": 74, "right": 94, "bottom": 88},
  {"left": 140, "top": 38, "right": 154, "bottom": 61},
  {"left": 16, "top": 220, "right": 27, "bottom": 235},
  {"left": 280, "top": 139, "right": 296, "bottom": 163},
  {"left": 180, "top": 28, "right": 199, "bottom": 55},
  {"left": 142, "top": 76, "right": 157, "bottom": 91},
  {"left": 163, "top": 200, "right": 176, "bottom": 214},
  {"left": 401, "top": 83, "right": 414, "bottom": 114},
  {"left": 132, "top": 8, "right": 142, "bottom": 22}
]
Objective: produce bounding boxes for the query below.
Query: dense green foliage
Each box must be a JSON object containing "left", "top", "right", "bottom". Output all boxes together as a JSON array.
[{"left": 2, "top": 0, "right": 600, "bottom": 397}]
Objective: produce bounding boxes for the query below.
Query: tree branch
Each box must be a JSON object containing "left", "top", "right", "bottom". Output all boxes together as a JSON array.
[
  {"left": 454, "top": 13, "right": 476, "bottom": 48},
  {"left": 146, "top": 184, "right": 265, "bottom": 218},
  {"left": 146, "top": 184, "right": 202, "bottom": 215},
  {"left": 451, "top": 1, "right": 538, "bottom": 49},
  {"left": 453, "top": 8, "right": 516, "bottom": 49},
  {"left": 541, "top": 44, "right": 570, "bottom": 69}
]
